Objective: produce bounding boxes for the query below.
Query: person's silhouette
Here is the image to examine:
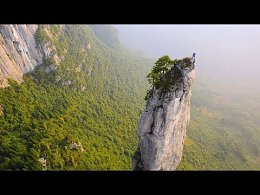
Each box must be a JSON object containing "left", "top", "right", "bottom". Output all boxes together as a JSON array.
[{"left": 192, "top": 53, "right": 196, "bottom": 64}]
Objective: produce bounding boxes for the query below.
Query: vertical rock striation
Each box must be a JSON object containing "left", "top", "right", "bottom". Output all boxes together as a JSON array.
[
  {"left": 0, "top": 25, "right": 43, "bottom": 87},
  {"left": 133, "top": 58, "right": 195, "bottom": 170},
  {"left": 0, "top": 25, "right": 58, "bottom": 88}
]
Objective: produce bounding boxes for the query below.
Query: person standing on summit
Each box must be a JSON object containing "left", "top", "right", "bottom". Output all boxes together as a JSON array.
[{"left": 192, "top": 53, "right": 196, "bottom": 63}]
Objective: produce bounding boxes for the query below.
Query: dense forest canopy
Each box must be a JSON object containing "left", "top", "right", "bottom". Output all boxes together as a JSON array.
[{"left": 0, "top": 25, "right": 152, "bottom": 170}]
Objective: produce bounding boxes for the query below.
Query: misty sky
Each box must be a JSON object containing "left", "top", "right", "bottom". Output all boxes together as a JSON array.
[{"left": 115, "top": 25, "right": 260, "bottom": 81}]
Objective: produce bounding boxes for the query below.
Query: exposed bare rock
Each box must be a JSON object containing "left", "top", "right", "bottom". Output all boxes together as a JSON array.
[
  {"left": 81, "top": 43, "right": 91, "bottom": 52},
  {"left": 38, "top": 157, "right": 47, "bottom": 170},
  {"left": 87, "top": 67, "right": 92, "bottom": 76},
  {"left": 53, "top": 53, "right": 64, "bottom": 65},
  {"left": 70, "top": 142, "right": 84, "bottom": 152},
  {"left": 79, "top": 85, "right": 86, "bottom": 92},
  {"left": 133, "top": 58, "right": 195, "bottom": 171},
  {"left": 45, "top": 64, "right": 56, "bottom": 73},
  {"left": 56, "top": 75, "right": 61, "bottom": 82},
  {"left": 81, "top": 86, "right": 86, "bottom": 91},
  {"left": 0, "top": 25, "right": 43, "bottom": 87},
  {"left": 86, "top": 43, "right": 91, "bottom": 50},
  {"left": 63, "top": 80, "right": 72, "bottom": 86},
  {"left": 0, "top": 25, "right": 59, "bottom": 87},
  {"left": 0, "top": 25, "right": 43, "bottom": 84},
  {"left": 39, "top": 42, "right": 52, "bottom": 58}
]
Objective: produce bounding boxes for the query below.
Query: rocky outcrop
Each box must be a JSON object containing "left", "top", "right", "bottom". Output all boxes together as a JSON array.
[
  {"left": 133, "top": 58, "right": 195, "bottom": 171},
  {"left": 63, "top": 80, "right": 72, "bottom": 86},
  {"left": 0, "top": 25, "right": 59, "bottom": 88},
  {"left": 38, "top": 157, "right": 47, "bottom": 170},
  {"left": 70, "top": 142, "right": 84, "bottom": 152},
  {"left": 45, "top": 64, "right": 56, "bottom": 73},
  {"left": 0, "top": 25, "right": 43, "bottom": 87}
]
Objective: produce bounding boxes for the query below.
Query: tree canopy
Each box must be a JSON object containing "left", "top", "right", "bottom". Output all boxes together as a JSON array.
[{"left": 146, "top": 55, "right": 174, "bottom": 87}]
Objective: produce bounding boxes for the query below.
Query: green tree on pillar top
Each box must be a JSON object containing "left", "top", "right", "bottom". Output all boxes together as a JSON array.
[{"left": 146, "top": 55, "right": 174, "bottom": 87}]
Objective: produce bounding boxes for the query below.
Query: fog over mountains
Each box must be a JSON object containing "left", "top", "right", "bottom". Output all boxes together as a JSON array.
[{"left": 116, "top": 25, "right": 260, "bottom": 84}]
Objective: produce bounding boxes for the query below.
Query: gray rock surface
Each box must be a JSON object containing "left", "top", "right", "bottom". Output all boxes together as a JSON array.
[
  {"left": 38, "top": 157, "right": 47, "bottom": 170},
  {"left": 86, "top": 43, "right": 91, "bottom": 50},
  {"left": 63, "top": 80, "right": 72, "bottom": 86},
  {"left": 0, "top": 25, "right": 43, "bottom": 72},
  {"left": 70, "top": 142, "right": 84, "bottom": 152},
  {"left": 133, "top": 60, "right": 195, "bottom": 171},
  {"left": 45, "top": 64, "right": 56, "bottom": 73},
  {"left": 0, "top": 25, "right": 57, "bottom": 87},
  {"left": 0, "top": 25, "right": 42, "bottom": 87}
]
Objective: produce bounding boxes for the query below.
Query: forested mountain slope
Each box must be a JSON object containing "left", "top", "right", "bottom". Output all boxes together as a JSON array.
[{"left": 0, "top": 25, "right": 153, "bottom": 170}]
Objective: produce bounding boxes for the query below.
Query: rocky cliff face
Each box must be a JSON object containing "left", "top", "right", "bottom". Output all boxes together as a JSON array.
[
  {"left": 0, "top": 25, "right": 43, "bottom": 87},
  {"left": 0, "top": 25, "right": 57, "bottom": 88},
  {"left": 133, "top": 59, "right": 195, "bottom": 171}
]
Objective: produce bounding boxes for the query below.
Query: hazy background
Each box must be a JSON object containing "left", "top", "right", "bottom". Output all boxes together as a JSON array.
[
  {"left": 115, "top": 25, "right": 260, "bottom": 169},
  {"left": 116, "top": 25, "right": 260, "bottom": 88}
]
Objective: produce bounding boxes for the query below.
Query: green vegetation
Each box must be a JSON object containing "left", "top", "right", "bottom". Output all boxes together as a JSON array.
[
  {"left": 145, "top": 55, "right": 193, "bottom": 100},
  {"left": 89, "top": 25, "right": 121, "bottom": 50},
  {"left": 146, "top": 55, "right": 173, "bottom": 89},
  {"left": 174, "top": 57, "right": 193, "bottom": 69},
  {"left": 0, "top": 25, "right": 152, "bottom": 170},
  {"left": 178, "top": 75, "right": 260, "bottom": 170}
]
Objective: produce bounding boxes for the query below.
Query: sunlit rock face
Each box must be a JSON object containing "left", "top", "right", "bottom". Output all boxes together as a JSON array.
[
  {"left": 133, "top": 60, "right": 195, "bottom": 171},
  {"left": 0, "top": 25, "right": 59, "bottom": 88},
  {"left": 0, "top": 25, "right": 44, "bottom": 87}
]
